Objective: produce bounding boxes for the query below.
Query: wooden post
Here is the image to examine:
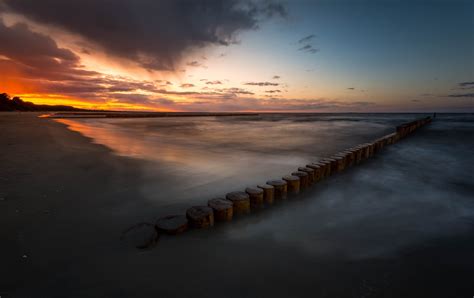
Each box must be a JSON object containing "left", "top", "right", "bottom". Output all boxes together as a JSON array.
[
  {"left": 360, "top": 144, "right": 370, "bottom": 160},
  {"left": 386, "top": 133, "right": 396, "bottom": 145},
  {"left": 258, "top": 184, "right": 275, "bottom": 205},
  {"left": 266, "top": 180, "right": 288, "bottom": 199},
  {"left": 353, "top": 146, "right": 363, "bottom": 164},
  {"left": 208, "top": 198, "right": 233, "bottom": 222},
  {"left": 321, "top": 158, "right": 337, "bottom": 175},
  {"left": 333, "top": 155, "right": 345, "bottom": 172},
  {"left": 346, "top": 150, "right": 356, "bottom": 167},
  {"left": 291, "top": 171, "right": 309, "bottom": 188},
  {"left": 319, "top": 160, "right": 332, "bottom": 177},
  {"left": 317, "top": 160, "right": 332, "bottom": 177},
  {"left": 298, "top": 167, "right": 315, "bottom": 185},
  {"left": 368, "top": 143, "right": 375, "bottom": 157},
  {"left": 307, "top": 163, "right": 323, "bottom": 180},
  {"left": 246, "top": 187, "right": 264, "bottom": 209},
  {"left": 225, "top": 191, "right": 250, "bottom": 215},
  {"left": 156, "top": 215, "right": 189, "bottom": 235},
  {"left": 283, "top": 175, "right": 300, "bottom": 195},
  {"left": 186, "top": 206, "right": 214, "bottom": 228}
]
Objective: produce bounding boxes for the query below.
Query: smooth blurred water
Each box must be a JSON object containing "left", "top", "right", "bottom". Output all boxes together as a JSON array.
[
  {"left": 18, "top": 113, "right": 473, "bottom": 297},
  {"left": 56, "top": 113, "right": 451, "bottom": 210}
]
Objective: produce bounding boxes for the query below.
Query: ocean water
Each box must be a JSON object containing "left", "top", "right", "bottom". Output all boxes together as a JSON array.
[
  {"left": 56, "top": 113, "right": 437, "bottom": 208},
  {"left": 33, "top": 113, "right": 474, "bottom": 296}
]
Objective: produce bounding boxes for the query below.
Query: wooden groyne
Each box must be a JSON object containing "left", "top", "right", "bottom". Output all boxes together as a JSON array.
[{"left": 126, "top": 116, "right": 433, "bottom": 247}]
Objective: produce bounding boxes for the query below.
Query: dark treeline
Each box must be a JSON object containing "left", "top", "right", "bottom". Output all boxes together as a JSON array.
[{"left": 0, "top": 93, "right": 84, "bottom": 112}]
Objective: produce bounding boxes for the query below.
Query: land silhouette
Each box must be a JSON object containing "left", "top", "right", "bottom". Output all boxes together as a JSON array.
[{"left": 0, "top": 93, "right": 84, "bottom": 112}]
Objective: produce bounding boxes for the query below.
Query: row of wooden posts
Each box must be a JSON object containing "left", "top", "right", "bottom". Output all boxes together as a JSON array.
[{"left": 155, "top": 117, "right": 433, "bottom": 235}]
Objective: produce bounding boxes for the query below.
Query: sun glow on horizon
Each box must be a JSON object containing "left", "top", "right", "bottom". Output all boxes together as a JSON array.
[{"left": 1, "top": 0, "right": 472, "bottom": 113}]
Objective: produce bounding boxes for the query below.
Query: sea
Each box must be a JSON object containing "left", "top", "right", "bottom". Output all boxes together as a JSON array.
[{"left": 56, "top": 113, "right": 472, "bottom": 208}]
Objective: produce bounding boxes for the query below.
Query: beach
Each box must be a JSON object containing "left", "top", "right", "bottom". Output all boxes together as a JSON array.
[{"left": 1, "top": 112, "right": 473, "bottom": 297}]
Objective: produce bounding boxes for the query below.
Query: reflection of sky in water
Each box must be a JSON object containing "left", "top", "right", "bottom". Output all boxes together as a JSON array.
[
  {"left": 57, "top": 114, "right": 418, "bottom": 206},
  {"left": 58, "top": 114, "right": 474, "bottom": 259},
  {"left": 56, "top": 114, "right": 432, "bottom": 205}
]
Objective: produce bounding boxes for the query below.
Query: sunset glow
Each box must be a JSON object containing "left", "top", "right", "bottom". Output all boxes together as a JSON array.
[{"left": 0, "top": 0, "right": 472, "bottom": 112}]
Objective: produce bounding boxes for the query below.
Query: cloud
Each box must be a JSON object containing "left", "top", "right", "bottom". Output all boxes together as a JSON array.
[
  {"left": 458, "top": 81, "right": 474, "bottom": 87},
  {"left": 244, "top": 81, "right": 279, "bottom": 86},
  {"left": 347, "top": 87, "right": 355, "bottom": 90},
  {"left": 180, "top": 83, "right": 195, "bottom": 88},
  {"left": 206, "top": 80, "right": 223, "bottom": 85},
  {"left": 2, "top": 0, "right": 286, "bottom": 71},
  {"left": 220, "top": 88, "right": 254, "bottom": 95},
  {"left": 298, "top": 44, "right": 319, "bottom": 54},
  {"left": 0, "top": 13, "right": 380, "bottom": 112},
  {"left": 297, "top": 34, "right": 318, "bottom": 54},
  {"left": 154, "top": 98, "right": 176, "bottom": 105},
  {"left": 0, "top": 19, "right": 97, "bottom": 81},
  {"left": 272, "top": 75, "right": 280, "bottom": 79},
  {"left": 455, "top": 81, "right": 474, "bottom": 90},
  {"left": 186, "top": 61, "right": 203, "bottom": 67},
  {"left": 298, "top": 34, "right": 315, "bottom": 44},
  {"left": 0, "top": 21, "right": 217, "bottom": 108},
  {"left": 446, "top": 93, "right": 474, "bottom": 98}
]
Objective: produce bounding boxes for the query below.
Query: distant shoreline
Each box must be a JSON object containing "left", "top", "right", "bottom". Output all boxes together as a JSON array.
[
  {"left": 42, "top": 111, "right": 261, "bottom": 118},
  {"left": 1, "top": 111, "right": 471, "bottom": 119},
  {"left": 40, "top": 111, "right": 471, "bottom": 119}
]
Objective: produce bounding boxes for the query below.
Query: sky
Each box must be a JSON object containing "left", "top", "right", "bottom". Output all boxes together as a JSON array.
[{"left": 0, "top": 0, "right": 472, "bottom": 112}]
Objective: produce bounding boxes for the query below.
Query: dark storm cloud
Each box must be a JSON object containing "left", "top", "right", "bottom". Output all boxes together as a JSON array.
[
  {"left": 244, "top": 81, "right": 279, "bottom": 86},
  {"left": 0, "top": 19, "right": 214, "bottom": 103},
  {"left": 298, "top": 34, "right": 315, "bottom": 44},
  {"left": 0, "top": 19, "right": 97, "bottom": 80},
  {"left": 34, "top": 77, "right": 159, "bottom": 95},
  {"left": 2, "top": 0, "right": 286, "bottom": 71}
]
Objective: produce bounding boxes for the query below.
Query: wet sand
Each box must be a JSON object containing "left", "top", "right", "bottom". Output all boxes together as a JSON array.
[{"left": 1, "top": 112, "right": 473, "bottom": 297}]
